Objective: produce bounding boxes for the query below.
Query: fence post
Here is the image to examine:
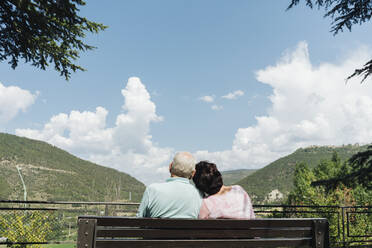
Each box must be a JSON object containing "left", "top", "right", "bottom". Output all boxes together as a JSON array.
[
  {"left": 104, "top": 204, "right": 108, "bottom": 215},
  {"left": 341, "top": 207, "right": 346, "bottom": 248}
]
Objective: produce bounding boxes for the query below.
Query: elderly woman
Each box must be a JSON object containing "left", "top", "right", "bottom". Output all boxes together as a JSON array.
[{"left": 192, "top": 161, "right": 255, "bottom": 219}]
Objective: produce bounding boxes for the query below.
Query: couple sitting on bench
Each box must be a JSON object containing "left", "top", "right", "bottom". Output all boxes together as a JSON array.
[{"left": 137, "top": 152, "right": 255, "bottom": 219}]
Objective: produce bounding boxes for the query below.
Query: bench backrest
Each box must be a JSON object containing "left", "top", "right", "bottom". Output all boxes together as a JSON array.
[{"left": 77, "top": 216, "right": 329, "bottom": 248}]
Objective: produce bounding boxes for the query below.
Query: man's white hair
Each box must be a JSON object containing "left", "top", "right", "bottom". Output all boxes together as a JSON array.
[{"left": 170, "top": 152, "right": 196, "bottom": 178}]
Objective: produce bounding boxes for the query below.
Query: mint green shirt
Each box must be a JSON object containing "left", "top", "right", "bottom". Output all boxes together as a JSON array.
[{"left": 137, "top": 177, "right": 202, "bottom": 218}]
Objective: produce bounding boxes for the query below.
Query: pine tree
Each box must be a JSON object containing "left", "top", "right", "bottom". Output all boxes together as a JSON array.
[
  {"left": 0, "top": 0, "right": 107, "bottom": 80},
  {"left": 312, "top": 146, "right": 372, "bottom": 189},
  {"left": 287, "top": 0, "right": 372, "bottom": 82}
]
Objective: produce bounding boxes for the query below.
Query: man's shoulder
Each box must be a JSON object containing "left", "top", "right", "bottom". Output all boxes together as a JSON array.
[
  {"left": 146, "top": 180, "right": 177, "bottom": 192},
  {"left": 146, "top": 178, "right": 199, "bottom": 194},
  {"left": 146, "top": 182, "right": 166, "bottom": 191}
]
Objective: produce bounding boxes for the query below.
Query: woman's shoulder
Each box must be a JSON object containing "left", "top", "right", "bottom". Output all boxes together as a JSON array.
[
  {"left": 231, "top": 185, "right": 245, "bottom": 191},
  {"left": 230, "top": 185, "right": 251, "bottom": 196}
]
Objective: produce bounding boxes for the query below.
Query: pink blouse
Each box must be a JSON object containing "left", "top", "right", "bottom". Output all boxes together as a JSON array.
[{"left": 198, "top": 185, "right": 255, "bottom": 219}]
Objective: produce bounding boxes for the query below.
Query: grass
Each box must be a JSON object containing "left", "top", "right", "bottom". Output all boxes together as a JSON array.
[
  {"left": 42, "top": 244, "right": 75, "bottom": 248},
  {"left": 0, "top": 243, "right": 74, "bottom": 248}
]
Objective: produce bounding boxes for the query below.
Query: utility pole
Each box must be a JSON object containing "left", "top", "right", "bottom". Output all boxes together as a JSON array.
[{"left": 16, "top": 166, "right": 27, "bottom": 203}]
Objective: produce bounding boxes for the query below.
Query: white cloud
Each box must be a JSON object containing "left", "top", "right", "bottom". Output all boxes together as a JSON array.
[
  {"left": 199, "top": 95, "right": 215, "bottom": 103},
  {"left": 16, "top": 77, "right": 173, "bottom": 184},
  {"left": 17, "top": 107, "right": 113, "bottom": 155},
  {"left": 222, "top": 90, "right": 244, "bottom": 100},
  {"left": 13, "top": 42, "right": 372, "bottom": 184},
  {"left": 211, "top": 105, "right": 223, "bottom": 111},
  {"left": 195, "top": 41, "right": 372, "bottom": 171},
  {"left": 0, "top": 82, "right": 38, "bottom": 123}
]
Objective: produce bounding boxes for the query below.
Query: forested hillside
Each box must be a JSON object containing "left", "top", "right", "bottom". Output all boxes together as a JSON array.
[
  {"left": 221, "top": 169, "right": 257, "bottom": 185},
  {"left": 238, "top": 144, "right": 369, "bottom": 203},
  {"left": 0, "top": 133, "right": 145, "bottom": 202}
]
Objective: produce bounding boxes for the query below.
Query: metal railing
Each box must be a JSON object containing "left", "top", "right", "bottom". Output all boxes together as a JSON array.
[
  {"left": 254, "top": 204, "right": 372, "bottom": 248},
  {"left": 0, "top": 200, "right": 138, "bottom": 247},
  {"left": 0, "top": 200, "right": 371, "bottom": 248}
]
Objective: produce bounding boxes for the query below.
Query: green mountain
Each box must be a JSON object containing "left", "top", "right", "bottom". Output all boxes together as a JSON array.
[
  {"left": 0, "top": 133, "right": 145, "bottom": 202},
  {"left": 237, "top": 144, "right": 369, "bottom": 203},
  {"left": 221, "top": 169, "right": 257, "bottom": 185}
]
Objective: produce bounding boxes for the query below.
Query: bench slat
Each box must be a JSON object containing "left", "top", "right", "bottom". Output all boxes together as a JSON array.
[
  {"left": 95, "top": 238, "right": 312, "bottom": 248},
  {"left": 77, "top": 217, "right": 330, "bottom": 248},
  {"left": 81, "top": 216, "right": 320, "bottom": 229},
  {"left": 96, "top": 228, "right": 312, "bottom": 239}
]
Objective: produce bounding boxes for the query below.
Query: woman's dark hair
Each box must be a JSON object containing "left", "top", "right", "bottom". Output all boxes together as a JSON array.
[{"left": 193, "top": 161, "right": 223, "bottom": 196}]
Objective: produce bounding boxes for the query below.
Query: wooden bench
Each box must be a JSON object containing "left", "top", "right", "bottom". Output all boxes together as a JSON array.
[{"left": 77, "top": 216, "right": 330, "bottom": 248}]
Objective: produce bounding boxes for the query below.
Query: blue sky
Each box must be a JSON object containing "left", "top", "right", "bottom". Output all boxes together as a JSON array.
[{"left": 1, "top": 1, "right": 372, "bottom": 184}]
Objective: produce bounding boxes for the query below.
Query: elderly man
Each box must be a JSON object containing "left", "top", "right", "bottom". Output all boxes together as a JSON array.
[{"left": 137, "top": 152, "right": 202, "bottom": 218}]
